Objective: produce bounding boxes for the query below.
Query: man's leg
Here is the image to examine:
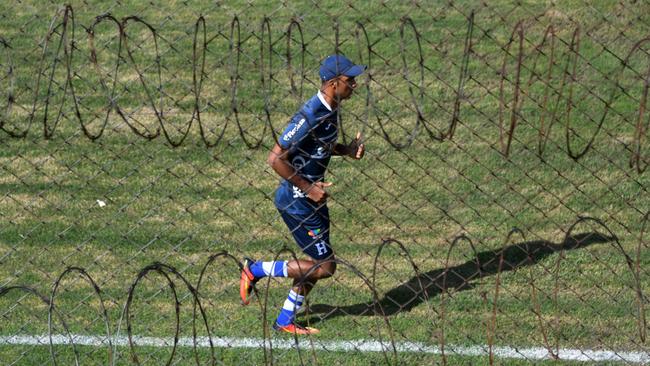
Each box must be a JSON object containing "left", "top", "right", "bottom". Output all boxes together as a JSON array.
[
  {"left": 240, "top": 258, "right": 335, "bottom": 334},
  {"left": 286, "top": 258, "right": 337, "bottom": 295},
  {"left": 239, "top": 257, "right": 335, "bottom": 305},
  {"left": 272, "top": 209, "right": 334, "bottom": 334},
  {"left": 272, "top": 257, "right": 335, "bottom": 335},
  {"left": 240, "top": 208, "right": 334, "bottom": 334}
]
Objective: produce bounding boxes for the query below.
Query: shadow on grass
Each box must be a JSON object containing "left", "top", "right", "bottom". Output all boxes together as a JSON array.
[{"left": 304, "top": 231, "right": 614, "bottom": 324}]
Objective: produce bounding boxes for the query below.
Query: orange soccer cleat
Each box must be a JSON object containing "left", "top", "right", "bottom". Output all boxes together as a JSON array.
[
  {"left": 239, "top": 257, "right": 258, "bottom": 305},
  {"left": 273, "top": 322, "right": 320, "bottom": 335}
]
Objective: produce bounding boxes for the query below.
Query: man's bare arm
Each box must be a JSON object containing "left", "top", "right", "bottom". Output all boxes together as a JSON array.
[{"left": 267, "top": 143, "right": 331, "bottom": 203}]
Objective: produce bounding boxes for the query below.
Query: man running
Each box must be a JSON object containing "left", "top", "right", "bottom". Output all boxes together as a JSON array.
[{"left": 240, "top": 54, "right": 366, "bottom": 335}]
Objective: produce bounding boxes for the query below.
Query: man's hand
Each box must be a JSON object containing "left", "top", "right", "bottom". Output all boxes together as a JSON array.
[
  {"left": 347, "top": 131, "right": 365, "bottom": 159},
  {"left": 306, "top": 181, "right": 333, "bottom": 203}
]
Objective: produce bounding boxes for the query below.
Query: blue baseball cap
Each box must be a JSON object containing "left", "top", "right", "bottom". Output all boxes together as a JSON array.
[{"left": 319, "top": 54, "right": 366, "bottom": 82}]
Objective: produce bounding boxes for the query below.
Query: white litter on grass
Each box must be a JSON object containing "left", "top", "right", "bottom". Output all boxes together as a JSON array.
[
  {"left": 96, "top": 200, "right": 106, "bottom": 207},
  {"left": 0, "top": 334, "right": 648, "bottom": 364}
]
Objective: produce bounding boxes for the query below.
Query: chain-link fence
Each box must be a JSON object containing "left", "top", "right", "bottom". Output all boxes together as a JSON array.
[{"left": 1, "top": 0, "right": 649, "bottom": 364}]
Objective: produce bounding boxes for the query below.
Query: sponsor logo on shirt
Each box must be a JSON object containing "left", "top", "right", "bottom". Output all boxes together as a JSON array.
[
  {"left": 307, "top": 228, "right": 321, "bottom": 237},
  {"left": 283, "top": 118, "right": 306, "bottom": 142}
]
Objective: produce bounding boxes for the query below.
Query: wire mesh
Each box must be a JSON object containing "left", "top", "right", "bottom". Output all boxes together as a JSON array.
[{"left": 1, "top": 1, "right": 649, "bottom": 365}]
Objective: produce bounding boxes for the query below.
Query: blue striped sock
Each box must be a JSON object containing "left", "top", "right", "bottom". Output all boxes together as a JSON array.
[
  {"left": 249, "top": 261, "right": 288, "bottom": 279},
  {"left": 275, "top": 290, "right": 304, "bottom": 327}
]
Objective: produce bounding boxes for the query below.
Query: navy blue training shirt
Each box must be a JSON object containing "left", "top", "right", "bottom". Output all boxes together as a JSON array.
[{"left": 274, "top": 91, "right": 338, "bottom": 214}]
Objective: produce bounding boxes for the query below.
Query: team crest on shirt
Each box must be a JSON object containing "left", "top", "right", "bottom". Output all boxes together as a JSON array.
[
  {"left": 307, "top": 228, "right": 321, "bottom": 237},
  {"left": 312, "top": 146, "right": 328, "bottom": 159}
]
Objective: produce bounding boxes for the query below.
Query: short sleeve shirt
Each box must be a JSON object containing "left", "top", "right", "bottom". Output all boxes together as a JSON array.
[{"left": 274, "top": 92, "right": 338, "bottom": 214}]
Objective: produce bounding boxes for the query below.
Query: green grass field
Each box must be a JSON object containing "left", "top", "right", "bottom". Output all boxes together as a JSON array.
[{"left": 1, "top": 0, "right": 650, "bottom": 364}]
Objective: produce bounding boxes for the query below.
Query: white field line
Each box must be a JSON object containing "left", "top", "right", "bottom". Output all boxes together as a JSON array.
[{"left": 0, "top": 334, "right": 649, "bottom": 364}]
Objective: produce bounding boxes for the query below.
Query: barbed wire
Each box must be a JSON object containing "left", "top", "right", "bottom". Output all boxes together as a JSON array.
[
  {"left": 0, "top": 5, "right": 648, "bottom": 169},
  {"left": 1, "top": 216, "right": 644, "bottom": 365}
]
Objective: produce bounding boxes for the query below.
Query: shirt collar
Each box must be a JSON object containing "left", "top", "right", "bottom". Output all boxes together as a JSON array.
[{"left": 317, "top": 90, "right": 333, "bottom": 112}]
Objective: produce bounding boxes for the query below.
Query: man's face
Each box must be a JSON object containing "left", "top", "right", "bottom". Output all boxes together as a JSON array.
[{"left": 333, "top": 75, "right": 357, "bottom": 100}]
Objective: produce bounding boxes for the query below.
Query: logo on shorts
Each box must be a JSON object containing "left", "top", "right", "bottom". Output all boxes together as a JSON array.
[
  {"left": 315, "top": 241, "right": 328, "bottom": 256},
  {"left": 307, "top": 228, "right": 321, "bottom": 237}
]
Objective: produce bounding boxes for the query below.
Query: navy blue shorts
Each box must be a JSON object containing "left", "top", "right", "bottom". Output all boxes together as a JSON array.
[{"left": 278, "top": 206, "right": 333, "bottom": 260}]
